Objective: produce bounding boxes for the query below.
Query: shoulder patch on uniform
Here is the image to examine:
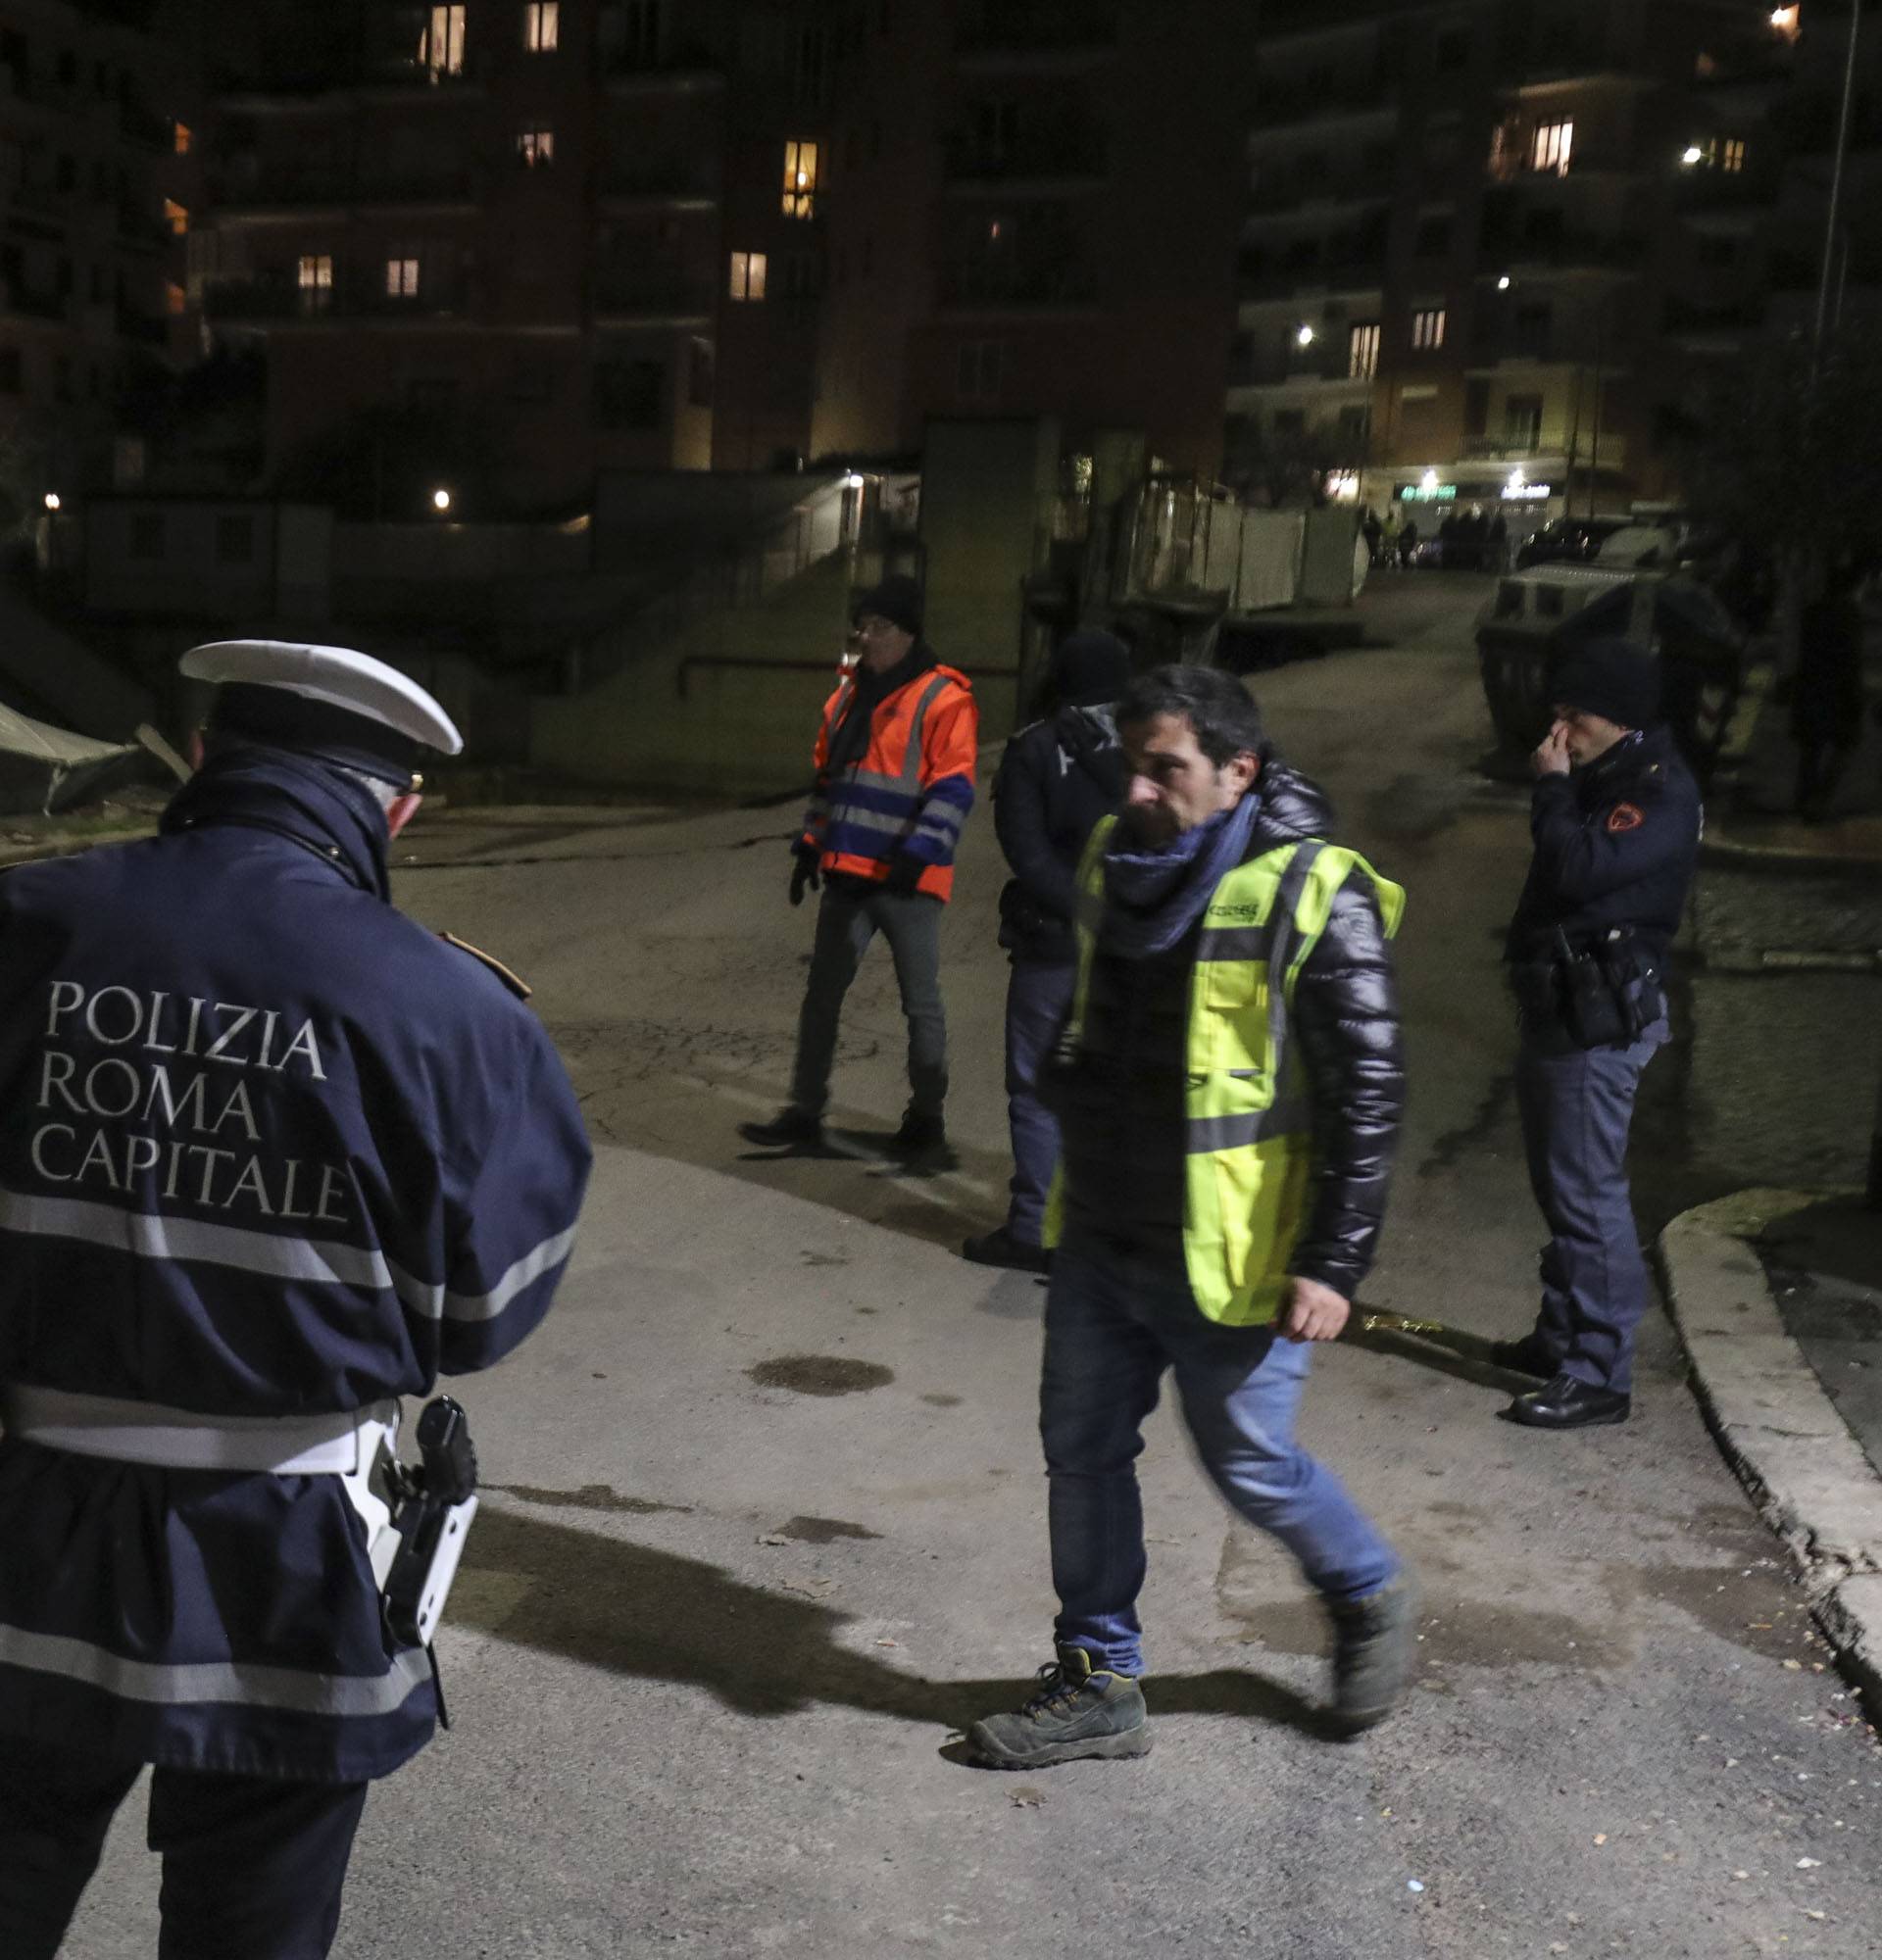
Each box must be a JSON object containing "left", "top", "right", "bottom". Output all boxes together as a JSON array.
[
  {"left": 440, "top": 931, "right": 532, "bottom": 999},
  {"left": 1607, "top": 802, "right": 1646, "bottom": 834}
]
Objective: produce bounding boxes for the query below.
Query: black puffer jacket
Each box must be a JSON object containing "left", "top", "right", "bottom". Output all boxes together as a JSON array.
[{"left": 1057, "top": 756, "right": 1405, "bottom": 1299}]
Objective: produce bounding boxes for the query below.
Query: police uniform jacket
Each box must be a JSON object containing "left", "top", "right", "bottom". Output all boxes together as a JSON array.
[
  {"left": 0, "top": 749, "right": 592, "bottom": 1784},
  {"left": 1505, "top": 723, "right": 1701, "bottom": 964}
]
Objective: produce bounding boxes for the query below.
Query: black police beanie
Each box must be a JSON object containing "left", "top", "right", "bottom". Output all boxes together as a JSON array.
[
  {"left": 1049, "top": 629, "right": 1132, "bottom": 708},
  {"left": 852, "top": 573, "right": 923, "bottom": 637},
  {"left": 1553, "top": 639, "right": 1661, "bottom": 730}
]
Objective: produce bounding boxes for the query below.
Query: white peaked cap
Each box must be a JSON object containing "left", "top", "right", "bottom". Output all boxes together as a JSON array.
[{"left": 179, "top": 639, "right": 464, "bottom": 756}]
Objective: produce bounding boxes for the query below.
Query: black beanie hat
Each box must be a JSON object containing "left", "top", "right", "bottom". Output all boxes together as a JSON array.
[
  {"left": 852, "top": 573, "right": 923, "bottom": 637},
  {"left": 1049, "top": 629, "right": 1132, "bottom": 708},
  {"left": 1552, "top": 638, "right": 1661, "bottom": 729}
]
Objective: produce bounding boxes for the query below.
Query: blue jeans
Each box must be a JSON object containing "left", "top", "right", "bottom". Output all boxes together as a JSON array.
[
  {"left": 1004, "top": 957, "right": 1074, "bottom": 1247},
  {"left": 1041, "top": 1238, "right": 1399, "bottom": 1678},
  {"left": 1516, "top": 1016, "right": 1669, "bottom": 1395}
]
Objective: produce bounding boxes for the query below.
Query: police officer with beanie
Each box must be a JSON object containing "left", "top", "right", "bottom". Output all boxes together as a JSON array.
[
  {"left": 742, "top": 574, "right": 978, "bottom": 1164},
  {"left": 0, "top": 641, "right": 590, "bottom": 1957},
  {"left": 1494, "top": 638, "right": 1700, "bottom": 1430},
  {"left": 964, "top": 629, "right": 1130, "bottom": 1272}
]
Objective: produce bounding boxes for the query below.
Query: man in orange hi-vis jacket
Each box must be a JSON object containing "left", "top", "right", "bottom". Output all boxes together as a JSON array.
[{"left": 741, "top": 574, "right": 978, "bottom": 1166}]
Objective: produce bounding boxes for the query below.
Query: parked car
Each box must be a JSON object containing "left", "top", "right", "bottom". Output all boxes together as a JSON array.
[{"left": 1514, "top": 515, "right": 1631, "bottom": 569}]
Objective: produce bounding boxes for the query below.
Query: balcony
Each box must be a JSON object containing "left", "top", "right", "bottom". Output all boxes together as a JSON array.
[
  {"left": 116, "top": 204, "right": 173, "bottom": 254},
  {"left": 1, "top": 278, "right": 66, "bottom": 322},
  {"left": 597, "top": 159, "right": 721, "bottom": 209},
  {"left": 1499, "top": 29, "right": 1631, "bottom": 90},
  {"left": 955, "top": 1, "right": 1117, "bottom": 58},
  {"left": 590, "top": 269, "right": 715, "bottom": 320},
  {"left": 204, "top": 270, "right": 471, "bottom": 326},
  {"left": 1661, "top": 295, "right": 1765, "bottom": 335},
  {"left": 1249, "top": 172, "right": 1390, "bottom": 217},
  {"left": 943, "top": 122, "right": 1108, "bottom": 188},
  {"left": 937, "top": 259, "right": 1097, "bottom": 311},
  {"left": 1254, "top": 69, "right": 1397, "bottom": 127},
  {"left": 115, "top": 303, "right": 171, "bottom": 346},
  {"left": 1480, "top": 225, "right": 1647, "bottom": 275},
  {"left": 602, "top": 43, "right": 723, "bottom": 90}
]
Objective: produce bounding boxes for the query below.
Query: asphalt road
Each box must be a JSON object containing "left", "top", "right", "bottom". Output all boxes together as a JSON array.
[{"left": 66, "top": 576, "right": 1882, "bottom": 1959}]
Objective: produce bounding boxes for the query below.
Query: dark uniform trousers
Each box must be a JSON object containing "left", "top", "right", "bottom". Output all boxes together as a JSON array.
[
  {"left": 0, "top": 1735, "right": 366, "bottom": 1960},
  {"left": 1515, "top": 1014, "right": 1669, "bottom": 1396}
]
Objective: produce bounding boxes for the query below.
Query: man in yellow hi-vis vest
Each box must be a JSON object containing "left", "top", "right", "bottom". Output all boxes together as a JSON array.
[{"left": 967, "top": 665, "right": 1413, "bottom": 1770}]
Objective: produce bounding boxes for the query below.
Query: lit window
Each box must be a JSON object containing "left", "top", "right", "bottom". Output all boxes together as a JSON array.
[
  {"left": 524, "top": 2, "right": 560, "bottom": 52},
  {"left": 1348, "top": 321, "right": 1380, "bottom": 380},
  {"left": 164, "top": 198, "right": 189, "bottom": 236},
  {"left": 298, "top": 254, "right": 334, "bottom": 313},
  {"left": 782, "top": 140, "right": 818, "bottom": 219},
  {"left": 173, "top": 122, "right": 192, "bottom": 155},
  {"left": 421, "top": 5, "right": 467, "bottom": 76},
  {"left": 1412, "top": 306, "right": 1446, "bottom": 350},
  {"left": 1530, "top": 119, "right": 1573, "bottom": 176},
  {"left": 166, "top": 281, "right": 186, "bottom": 316},
  {"left": 1721, "top": 137, "right": 1745, "bottom": 173},
  {"left": 728, "top": 251, "right": 767, "bottom": 301},
  {"left": 518, "top": 127, "right": 555, "bottom": 168},
  {"left": 385, "top": 256, "right": 421, "bottom": 298}
]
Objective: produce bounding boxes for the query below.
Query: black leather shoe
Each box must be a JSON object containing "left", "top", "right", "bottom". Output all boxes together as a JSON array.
[
  {"left": 962, "top": 1226, "right": 1050, "bottom": 1273},
  {"left": 1488, "top": 1332, "right": 1560, "bottom": 1379},
  {"left": 882, "top": 1114, "right": 955, "bottom": 1169},
  {"left": 738, "top": 1107, "right": 824, "bottom": 1150},
  {"left": 1504, "top": 1373, "right": 1630, "bottom": 1430}
]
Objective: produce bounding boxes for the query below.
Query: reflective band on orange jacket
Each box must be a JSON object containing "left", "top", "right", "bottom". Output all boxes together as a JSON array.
[{"left": 800, "top": 663, "right": 978, "bottom": 902}]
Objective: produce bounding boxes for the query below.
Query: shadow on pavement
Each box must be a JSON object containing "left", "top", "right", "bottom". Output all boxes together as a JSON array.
[{"left": 460, "top": 1506, "right": 1322, "bottom": 1741}]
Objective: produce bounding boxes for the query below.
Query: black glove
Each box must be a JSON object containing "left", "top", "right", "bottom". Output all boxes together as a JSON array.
[
  {"left": 882, "top": 852, "right": 926, "bottom": 898},
  {"left": 789, "top": 846, "right": 821, "bottom": 906}
]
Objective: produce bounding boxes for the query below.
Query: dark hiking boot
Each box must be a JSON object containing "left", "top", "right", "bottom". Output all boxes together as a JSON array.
[
  {"left": 966, "top": 1644, "right": 1151, "bottom": 1770},
  {"left": 962, "top": 1226, "right": 1050, "bottom": 1273},
  {"left": 882, "top": 1112, "right": 955, "bottom": 1169},
  {"left": 1487, "top": 1331, "right": 1559, "bottom": 1379},
  {"left": 1326, "top": 1574, "right": 1417, "bottom": 1738},
  {"left": 738, "top": 1106, "right": 824, "bottom": 1150}
]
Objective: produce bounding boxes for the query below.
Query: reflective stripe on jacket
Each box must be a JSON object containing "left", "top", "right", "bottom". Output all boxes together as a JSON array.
[
  {"left": 1046, "top": 813, "right": 1405, "bottom": 1325},
  {"left": 801, "top": 664, "right": 978, "bottom": 902}
]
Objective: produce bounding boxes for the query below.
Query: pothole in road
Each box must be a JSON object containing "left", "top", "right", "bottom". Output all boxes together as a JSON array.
[{"left": 748, "top": 1354, "right": 895, "bottom": 1396}]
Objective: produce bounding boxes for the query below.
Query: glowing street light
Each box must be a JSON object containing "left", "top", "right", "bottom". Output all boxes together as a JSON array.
[
  {"left": 1681, "top": 144, "right": 1705, "bottom": 167},
  {"left": 42, "top": 491, "right": 61, "bottom": 513},
  {"left": 1496, "top": 273, "right": 1511, "bottom": 291},
  {"left": 431, "top": 487, "right": 452, "bottom": 514},
  {"left": 1295, "top": 323, "right": 1316, "bottom": 347}
]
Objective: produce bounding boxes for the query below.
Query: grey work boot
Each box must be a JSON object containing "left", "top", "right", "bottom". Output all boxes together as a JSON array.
[
  {"left": 1326, "top": 1573, "right": 1417, "bottom": 1738},
  {"left": 966, "top": 1644, "right": 1151, "bottom": 1770}
]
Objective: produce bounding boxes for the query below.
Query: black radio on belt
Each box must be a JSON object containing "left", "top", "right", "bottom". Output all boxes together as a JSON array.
[{"left": 381, "top": 1397, "right": 479, "bottom": 1648}]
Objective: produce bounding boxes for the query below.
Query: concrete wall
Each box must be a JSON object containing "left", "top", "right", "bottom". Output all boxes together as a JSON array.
[
  {"left": 529, "top": 550, "right": 858, "bottom": 799},
  {"left": 84, "top": 500, "right": 330, "bottom": 623},
  {"left": 917, "top": 417, "right": 1059, "bottom": 744}
]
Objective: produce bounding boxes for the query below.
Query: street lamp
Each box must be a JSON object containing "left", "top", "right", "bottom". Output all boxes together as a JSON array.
[
  {"left": 1295, "top": 323, "right": 1316, "bottom": 347},
  {"left": 1496, "top": 273, "right": 1511, "bottom": 291},
  {"left": 1680, "top": 144, "right": 1705, "bottom": 168},
  {"left": 42, "top": 492, "right": 61, "bottom": 513},
  {"left": 430, "top": 487, "right": 452, "bottom": 514}
]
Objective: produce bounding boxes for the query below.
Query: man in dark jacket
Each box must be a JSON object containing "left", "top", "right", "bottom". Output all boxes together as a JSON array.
[
  {"left": 963, "top": 630, "right": 1130, "bottom": 1272},
  {"left": 966, "top": 665, "right": 1413, "bottom": 1770},
  {"left": 1494, "top": 639, "right": 1701, "bottom": 1429},
  {"left": 0, "top": 640, "right": 591, "bottom": 1958}
]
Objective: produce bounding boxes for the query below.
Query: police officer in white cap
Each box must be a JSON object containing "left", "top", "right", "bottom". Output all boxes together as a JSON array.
[{"left": 0, "top": 642, "right": 591, "bottom": 1958}]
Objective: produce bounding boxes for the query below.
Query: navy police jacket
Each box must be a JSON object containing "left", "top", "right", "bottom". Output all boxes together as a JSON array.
[
  {"left": 1505, "top": 723, "right": 1701, "bottom": 964},
  {"left": 0, "top": 751, "right": 591, "bottom": 1783}
]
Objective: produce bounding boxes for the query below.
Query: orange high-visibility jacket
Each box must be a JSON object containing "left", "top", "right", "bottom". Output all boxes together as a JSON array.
[{"left": 800, "top": 662, "right": 978, "bottom": 901}]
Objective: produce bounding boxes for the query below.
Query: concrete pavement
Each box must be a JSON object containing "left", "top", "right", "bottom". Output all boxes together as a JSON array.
[{"left": 45, "top": 583, "right": 1882, "bottom": 1957}]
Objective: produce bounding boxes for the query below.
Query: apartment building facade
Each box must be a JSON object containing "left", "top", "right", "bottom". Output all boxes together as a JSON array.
[
  {"left": 1227, "top": 0, "right": 1795, "bottom": 525},
  {"left": 811, "top": 0, "right": 1256, "bottom": 482},
  {"left": 0, "top": 0, "right": 199, "bottom": 507},
  {"left": 195, "top": 0, "right": 839, "bottom": 514}
]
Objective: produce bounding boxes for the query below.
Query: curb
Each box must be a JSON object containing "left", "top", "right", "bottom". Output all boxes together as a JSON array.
[
  {"left": 1658, "top": 1188, "right": 1882, "bottom": 1711},
  {"left": 0, "top": 824, "right": 154, "bottom": 869},
  {"left": 1700, "top": 830, "right": 1882, "bottom": 876}
]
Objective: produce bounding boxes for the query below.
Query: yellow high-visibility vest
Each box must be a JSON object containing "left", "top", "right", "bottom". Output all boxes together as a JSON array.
[{"left": 1045, "top": 813, "right": 1405, "bottom": 1325}]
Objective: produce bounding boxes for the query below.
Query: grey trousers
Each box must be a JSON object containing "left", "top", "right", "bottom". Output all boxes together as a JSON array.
[
  {"left": 1515, "top": 1016, "right": 1669, "bottom": 1395},
  {"left": 790, "top": 882, "right": 948, "bottom": 1122}
]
